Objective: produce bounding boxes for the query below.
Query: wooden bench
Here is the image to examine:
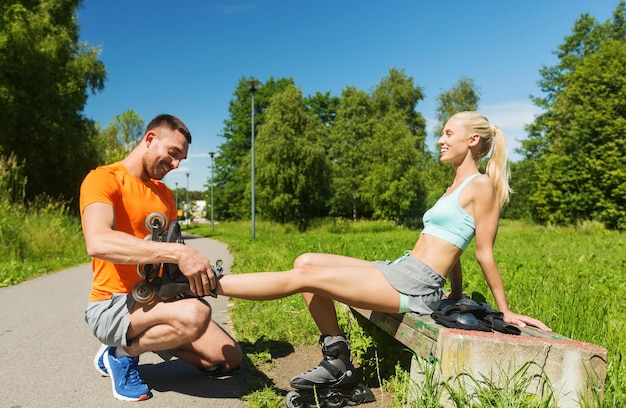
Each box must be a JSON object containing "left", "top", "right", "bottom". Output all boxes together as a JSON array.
[{"left": 350, "top": 307, "right": 608, "bottom": 408}]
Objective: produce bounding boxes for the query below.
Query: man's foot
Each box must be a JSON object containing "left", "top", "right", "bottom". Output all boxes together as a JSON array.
[
  {"left": 93, "top": 344, "right": 109, "bottom": 377},
  {"left": 198, "top": 364, "right": 236, "bottom": 378},
  {"left": 103, "top": 348, "right": 150, "bottom": 401}
]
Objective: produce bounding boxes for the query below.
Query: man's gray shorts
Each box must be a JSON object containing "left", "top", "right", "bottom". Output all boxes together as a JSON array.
[
  {"left": 85, "top": 294, "right": 134, "bottom": 348},
  {"left": 372, "top": 255, "right": 446, "bottom": 315}
]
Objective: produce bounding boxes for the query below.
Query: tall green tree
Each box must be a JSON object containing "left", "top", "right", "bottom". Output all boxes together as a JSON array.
[
  {"left": 365, "top": 69, "right": 428, "bottom": 224},
  {"left": 0, "top": 0, "right": 106, "bottom": 203},
  {"left": 255, "top": 85, "right": 330, "bottom": 228},
  {"left": 530, "top": 40, "right": 626, "bottom": 228},
  {"left": 371, "top": 67, "right": 427, "bottom": 150},
  {"left": 360, "top": 108, "right": 427, "bottom": 225},
  {"left": 521, "top": 1, "right": 626, "bottom": 228},
  {"left": 327, "top": 86, "right": 375, "bottom": 220},
  {"left": 328, "top": 69, "right": 428, "bottom": 225},
  {"left": 214, "top": 77, "right": 295, "bottom": 220}
]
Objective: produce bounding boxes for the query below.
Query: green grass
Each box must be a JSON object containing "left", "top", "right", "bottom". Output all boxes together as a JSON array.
[
  {"left": 3, "top": 211, "right": 623, "bottom": 406},
  {"left": 0, "top": 197, "right": 90, "bottom": 287},
  {"left": 188, "top": 219, "right": 625, "bottom": 407}
]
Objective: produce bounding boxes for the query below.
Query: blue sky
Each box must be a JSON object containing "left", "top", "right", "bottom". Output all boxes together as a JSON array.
[{"left": 77, "top": 0, "right": 618, "bottom": 192}]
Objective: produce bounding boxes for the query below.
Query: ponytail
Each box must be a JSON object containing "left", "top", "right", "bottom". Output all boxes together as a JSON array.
[
  {"left": 452, "top": 112, "right": 511, "bottom": 207},
  {"left": 485, "top": 126, "right": 511, "bottom": 207}
]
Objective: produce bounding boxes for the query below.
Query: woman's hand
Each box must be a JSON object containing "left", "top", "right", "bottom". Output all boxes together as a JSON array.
[{"left": 503, "top": 311, "right": 552, "bottom": 332}]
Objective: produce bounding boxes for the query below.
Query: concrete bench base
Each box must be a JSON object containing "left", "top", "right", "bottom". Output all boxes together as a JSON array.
[{"left": 350, "top": 308, "right": 607, "bottom": 408}]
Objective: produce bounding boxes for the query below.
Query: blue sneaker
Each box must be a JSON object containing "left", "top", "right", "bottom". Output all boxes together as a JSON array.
[
  {"left": 103, "top": 347, "right": 150, "bottom": 401},
  {"left": 93, "top": 344, "right": 109, "bottom": 377}
]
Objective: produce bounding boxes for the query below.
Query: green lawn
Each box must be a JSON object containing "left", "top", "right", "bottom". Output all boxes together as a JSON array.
[
  {"left": 189, "top": 219, "right": 625, "bottom": 407},
  {"left": 4, "top": 214, "right": 622, "bottom": 406}
]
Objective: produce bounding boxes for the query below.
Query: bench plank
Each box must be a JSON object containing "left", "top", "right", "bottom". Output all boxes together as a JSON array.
[{"left": 351, "top": 307, "right": 439, "bottom": 359}]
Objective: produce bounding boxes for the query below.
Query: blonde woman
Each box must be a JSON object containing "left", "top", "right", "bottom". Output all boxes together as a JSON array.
[{"left": 213, "top": 111, "right": 551, "bottom": 401}]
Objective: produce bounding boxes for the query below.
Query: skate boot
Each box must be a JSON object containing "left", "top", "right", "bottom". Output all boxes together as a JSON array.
[
  {"left": 132, "top": 212, "right": 168, "bottom": 303},
  {"left": 156, "top": 220, "right": 194, "bottom": 300},
  {"left": 132, "top": 218, "right": 224, "bottom": 303},
  {"left": 285, "top": 335, "right": 375, "bottom": 408},
  {"left": 157, "top": 220, "right": 224, "bottom": 299}
]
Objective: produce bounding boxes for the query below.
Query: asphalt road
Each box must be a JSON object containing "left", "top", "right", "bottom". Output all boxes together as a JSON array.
[{"left": 0, "top": 234, "right": 247, "bottom": 408}]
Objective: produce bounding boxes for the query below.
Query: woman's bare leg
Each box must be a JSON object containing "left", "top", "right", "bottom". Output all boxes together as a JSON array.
[
  {"left": 216, "top": 253, "right": 400, "bottom": 335},
  {"left": 295, "top": 253, "right": 373, "bottom": 336}
]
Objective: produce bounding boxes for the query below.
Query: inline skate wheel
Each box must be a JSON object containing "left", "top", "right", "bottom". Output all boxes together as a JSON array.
[
  {"left": 132, "top": 281, "right": 156, "bottom": 303},
  {"left": 347, "top": 384, "right": 376, "bottom": 406},
  {"left": 285, "top": 390, "right": 304, "bottom": 408},
  {"left": 326, "top": 394, "right": 345, "bottom": 408},
  {"left": 145, "top": 212, "right": 167, "bottom": 233},
  {"left": 137, "top": 263, "right": 159, "bottom": 279}
]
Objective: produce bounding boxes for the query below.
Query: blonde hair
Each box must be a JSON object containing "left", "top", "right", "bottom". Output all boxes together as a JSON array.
[{"left": 452, "top": 111, "right": 511, "bottom": 207}]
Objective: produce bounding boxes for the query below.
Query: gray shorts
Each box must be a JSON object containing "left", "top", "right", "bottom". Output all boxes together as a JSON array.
[
  {"left": 85, "top": 294, "right": 134, "bottom": 348},
  {"left": 372, "top": 255, "right": 446, "bottom": 315}
]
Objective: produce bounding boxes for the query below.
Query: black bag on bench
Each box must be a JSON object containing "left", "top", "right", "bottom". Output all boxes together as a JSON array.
[{"left": 431, "top": 299, "right": 521, "bottom": 335}]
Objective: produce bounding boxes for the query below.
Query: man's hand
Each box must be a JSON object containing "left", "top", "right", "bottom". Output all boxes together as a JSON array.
[{"left": 177, "top": 246, "right": 217, "bottom": 297}]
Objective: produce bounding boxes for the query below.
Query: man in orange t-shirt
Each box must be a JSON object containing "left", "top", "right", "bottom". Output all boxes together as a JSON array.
[{"left": 80, "top": 114, "right": 241, "bottom": 402}]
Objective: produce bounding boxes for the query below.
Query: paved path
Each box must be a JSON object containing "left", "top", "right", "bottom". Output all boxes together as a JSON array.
[{"left": 0, "top": 234, "right": 247, "bottom": 408}]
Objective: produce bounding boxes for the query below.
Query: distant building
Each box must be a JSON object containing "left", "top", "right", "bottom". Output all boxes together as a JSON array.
[
  {"left": 179, "top": 200, "right": 207, "bottom": 221},
  {"left": 192, "top": 200, "right": 206, "bottom": 219}
]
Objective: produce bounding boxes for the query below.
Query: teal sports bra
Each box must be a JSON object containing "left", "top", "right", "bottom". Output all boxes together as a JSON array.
[{"left": 421, "top": 174, "right": 480, "bottom": 250}]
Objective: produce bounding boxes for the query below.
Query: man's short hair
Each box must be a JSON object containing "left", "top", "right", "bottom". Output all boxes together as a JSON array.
[{"left": 146, "top": 114, "right": 192, "bottom": 144}]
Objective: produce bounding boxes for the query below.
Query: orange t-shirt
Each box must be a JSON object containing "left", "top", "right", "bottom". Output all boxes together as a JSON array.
[{"left": 79, "top": 163, "right": 176, "bottom": 301}]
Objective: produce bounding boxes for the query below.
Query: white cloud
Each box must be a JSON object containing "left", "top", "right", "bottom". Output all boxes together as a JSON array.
[{"left": 481, "top": 101, "right": 543, "bottom": 161}]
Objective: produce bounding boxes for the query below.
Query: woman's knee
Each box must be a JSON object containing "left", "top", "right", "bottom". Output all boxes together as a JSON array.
[{"left": 294, "top": 252, "right": 317, "bottom": 268}]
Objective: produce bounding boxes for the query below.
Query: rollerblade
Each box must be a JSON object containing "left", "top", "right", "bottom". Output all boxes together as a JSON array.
[
  {"left": 132, "top": 212, "right": 223, "bottom": 303},
  {"left": 285, "top": 335, "right": 375, "bottom": 408}
]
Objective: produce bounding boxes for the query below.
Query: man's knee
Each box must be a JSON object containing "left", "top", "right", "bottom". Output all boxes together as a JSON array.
[{"left": 176, "top": 299, "right": 212, "bottom": 339}]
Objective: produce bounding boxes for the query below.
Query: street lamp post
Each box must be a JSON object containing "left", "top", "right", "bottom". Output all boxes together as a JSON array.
[
  {"left": 247, "top": 79, "right": 261, "bottom": 239},
  {"left": 185, "top": 172, "right": 190, "bottom": 227},
  {"left": 209, "top": 151, "right": 215, "bottom": 233},
  {"left": 175, "top": 182, "right": 178, "bottom": 221}
]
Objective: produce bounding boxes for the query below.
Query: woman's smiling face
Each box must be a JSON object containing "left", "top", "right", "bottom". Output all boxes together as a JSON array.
[{"left": 437, "top": 116, "right": 470, "bottom": 164}]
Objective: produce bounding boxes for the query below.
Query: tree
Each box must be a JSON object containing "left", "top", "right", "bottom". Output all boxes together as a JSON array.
[
  {"left": 326, "top": 69, "right": 428, "bottom": 225},
  {"left": 255, "top": 84, "right": 330, "bottom": 228},
  {"left": 530, "top": 40, "right": 626, "bottom": 228},
  {"left": 0, "top": 0, "right": 106, "bottom": 203},
  {"left": 214, "top": 77, "right": 295, "bottom": 219},
  {"left": 305, "top": 91, "right": 339, "bottom": 128},
  {"left": 371, "top": 67, "right": 427, "bottom": 150},
  {"left": 520, "top": 2, "right": 626, "bottom": 228},
  {"left": 327, "top": 86, "right": 375, "bottom": 220},
  {"left": 360, "top": 108, "right": 427, "bottom": 225},
  {"left": 501, "top": 160, "right": 535, "bottom": 221},
  {"left": 93, "top": 110, "right": 145, "bottom": 164},
  {"left": 434, "top": 77, "right": 480, "bottom": 137}
]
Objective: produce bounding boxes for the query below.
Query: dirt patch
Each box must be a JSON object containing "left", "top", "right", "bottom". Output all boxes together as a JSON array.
[{"left": 262, "top": 345, "right": 394, "bottom": 408}]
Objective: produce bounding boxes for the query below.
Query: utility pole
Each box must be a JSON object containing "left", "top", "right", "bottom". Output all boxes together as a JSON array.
[
  {"left": 209, "top": 151, "right": 215, "bottom": 233},
  {"left": 247, "top": 79, "right": 261, "bottom": 239},
  {"left": 185, "top": 172, "right": 190, "bottom": 227}
]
